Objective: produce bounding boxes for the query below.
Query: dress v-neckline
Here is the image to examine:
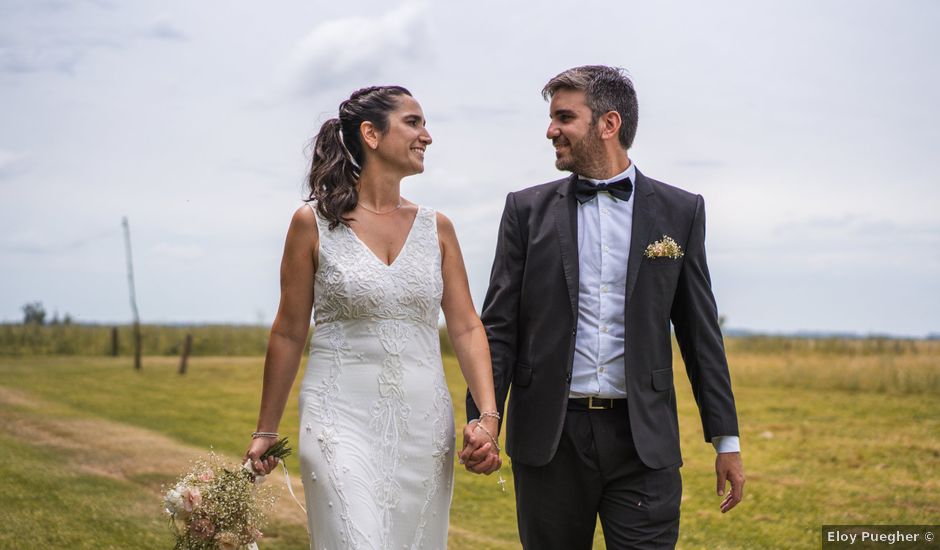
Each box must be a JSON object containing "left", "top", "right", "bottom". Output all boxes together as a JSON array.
[{"left": 345, "top": 206, "right": 422, "bottom": 268}]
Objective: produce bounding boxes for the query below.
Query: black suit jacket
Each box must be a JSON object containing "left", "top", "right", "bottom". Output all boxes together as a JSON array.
[{"left": 468, "top": 169, "right": 739, "bottom": 469}]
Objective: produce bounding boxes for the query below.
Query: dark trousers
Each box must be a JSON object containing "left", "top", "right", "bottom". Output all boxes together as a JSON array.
[{"left": 512, "top": 405, "right": 681, "bottom": 550}]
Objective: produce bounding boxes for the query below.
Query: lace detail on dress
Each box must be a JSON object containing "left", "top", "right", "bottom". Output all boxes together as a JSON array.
[
  {"left": 312, "top": 205, "right": 442, "bottom": 328},
  {"left": 312, "top": 323, "right": 347, "bottom": 425},
  {"left": 410, "top": 380, "right": 453, "bottom": 550},
  {"left": 369, "top": 319, "right": 415, "bottom": 548},
  {"left": 309, "top": 321, "right": 372, "bottom": 550}
]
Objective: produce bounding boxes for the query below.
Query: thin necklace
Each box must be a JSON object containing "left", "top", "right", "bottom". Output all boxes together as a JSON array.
[{"left": 358, "top": 199, "right": 403, "bottom": 215}]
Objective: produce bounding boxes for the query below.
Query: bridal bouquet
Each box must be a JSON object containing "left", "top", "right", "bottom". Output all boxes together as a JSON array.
[{"left": 163, "top": 439, "right": 292, "bottom": 550}]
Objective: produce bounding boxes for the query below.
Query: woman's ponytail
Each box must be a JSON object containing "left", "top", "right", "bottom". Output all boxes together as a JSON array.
[{"left": 308, "top": 118, "right": 359, "bottom": 229}]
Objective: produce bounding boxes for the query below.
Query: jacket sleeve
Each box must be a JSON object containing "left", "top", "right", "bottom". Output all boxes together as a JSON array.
[
  {"left": 466, "top": 192, "right": 525, "bottom": 430},
  {"left": 670, "top": 195, "right": 739, "bottom": 441}
]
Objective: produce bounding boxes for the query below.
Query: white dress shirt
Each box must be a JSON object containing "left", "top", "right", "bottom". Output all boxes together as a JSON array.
[
  {"left": 569, "top": 162, "right": 739, "bottom": 454},
  {"left": 570, "top": 163, "right": 635, "bottom": 399}
]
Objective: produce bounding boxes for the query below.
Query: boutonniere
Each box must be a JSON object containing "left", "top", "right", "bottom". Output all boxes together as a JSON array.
[{"left": 644, "top": 235, "right": 684, "bottom": 259}]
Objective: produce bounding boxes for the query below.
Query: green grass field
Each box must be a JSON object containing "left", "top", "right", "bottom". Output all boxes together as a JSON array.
[{"left": 0, "top": 337, "right": 938, "bottom": 549}]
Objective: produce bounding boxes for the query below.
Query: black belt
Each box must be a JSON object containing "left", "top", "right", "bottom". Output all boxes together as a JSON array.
[{"left": 568, "top": 397, "right": 627, "bottom": 411}]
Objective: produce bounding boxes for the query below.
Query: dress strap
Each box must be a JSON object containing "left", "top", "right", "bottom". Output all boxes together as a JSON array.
[
  {"left": 418, "top": 204, "right": 436, "bottom": 226},
  {"left": 306, "top": 201, "right": 328, "bottom": 234}
]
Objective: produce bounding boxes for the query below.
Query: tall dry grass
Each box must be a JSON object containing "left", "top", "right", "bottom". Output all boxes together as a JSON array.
[
  {"left": 0, "top": 323, "right": 457, "bottom": 359},
  {"left": 720, "top": 338, "right": 940, "bottom": 395}
]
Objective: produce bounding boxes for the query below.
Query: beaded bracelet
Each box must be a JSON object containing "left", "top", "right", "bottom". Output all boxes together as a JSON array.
[
  {"left": 252, "top": 431, "right": 279, "bottom": 439},
  {"left": 479, "top": 411, "right": 501, "bottom": 422}
]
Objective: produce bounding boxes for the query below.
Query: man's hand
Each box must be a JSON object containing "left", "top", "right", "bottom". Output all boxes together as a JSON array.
[
  {"left": 716, "top": 451, "right": 745, "bottom": 513},
  {"left": 458, "top": 421, "right": 501, "bottom": 475}
]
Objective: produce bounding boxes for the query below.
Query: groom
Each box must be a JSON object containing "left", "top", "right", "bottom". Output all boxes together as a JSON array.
[{"left": 464, "top": 66, "right": 745, "bottom": 548}]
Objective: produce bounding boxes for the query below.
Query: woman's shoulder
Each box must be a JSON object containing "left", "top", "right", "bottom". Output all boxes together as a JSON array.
[
  {"left": 288, "top": 202, "right": 319, "bottom": 240},
  {"left": 293, "top": 202, "right": 318, "bottom": 224},
  {"left": 433, "top": 209, "right": 456, "bottom": 241}
]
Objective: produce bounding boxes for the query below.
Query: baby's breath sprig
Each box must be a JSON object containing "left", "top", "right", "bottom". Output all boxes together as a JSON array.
[{"left": 644, "top": 235, "right": 684, "bottom": 259}]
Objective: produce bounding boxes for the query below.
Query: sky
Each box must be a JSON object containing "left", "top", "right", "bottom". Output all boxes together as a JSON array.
[{"left": 1, "top": 0, "right": 938, "bottom": 336}]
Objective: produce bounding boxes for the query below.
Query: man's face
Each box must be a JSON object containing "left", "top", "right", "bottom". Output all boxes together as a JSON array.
[{"left": 546, "top": 89, "right": 604, "bottom": 174}]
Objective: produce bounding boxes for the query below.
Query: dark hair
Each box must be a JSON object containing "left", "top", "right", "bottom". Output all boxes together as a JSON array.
[
  {"left": 306, "top": 85, "right": 412, "bottom": 229},
  {"left": 541, "top": 65, "right": 639, "bottom": 150}
]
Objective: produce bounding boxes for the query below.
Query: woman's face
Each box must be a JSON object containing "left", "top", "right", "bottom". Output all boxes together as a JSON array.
[{"left": 368, "top": 95, "right": 432, "bottom": 176}]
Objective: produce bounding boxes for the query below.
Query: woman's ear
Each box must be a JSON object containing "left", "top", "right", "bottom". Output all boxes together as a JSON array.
[{"left": 360, "top": 121, "right": 379, "bottom": 150}]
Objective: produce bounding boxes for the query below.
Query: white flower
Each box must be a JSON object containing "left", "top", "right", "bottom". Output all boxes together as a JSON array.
[{"left": 163, "top": 488, "right": 183, "bottom": 515}]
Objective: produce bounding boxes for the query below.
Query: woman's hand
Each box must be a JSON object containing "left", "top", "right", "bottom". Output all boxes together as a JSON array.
[
  {"left": 459, "top": 417, "right": 502, "bottom": 475},
  {"left": 244, "top": 437, "right": 281, "bottom": 475}
]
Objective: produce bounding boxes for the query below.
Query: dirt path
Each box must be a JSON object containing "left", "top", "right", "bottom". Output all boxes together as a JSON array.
[
  {"left": 0, "top": 385, "right": 514, "bottom": 549},
  {"left": 0, "top": 385, "right": 308, "bottom": 526}
]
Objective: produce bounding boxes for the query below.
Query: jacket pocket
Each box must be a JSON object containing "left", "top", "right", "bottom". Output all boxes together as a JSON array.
[
  {"left": 651, "top": 368, "right": 673, "bottom": 392},
  {"left": 514, "top": 363, "right": 532, "bottom": 387}
]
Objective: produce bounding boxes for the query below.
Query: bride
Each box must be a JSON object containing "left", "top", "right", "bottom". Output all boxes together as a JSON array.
[{"left": 244, "top": 85, "right": 502, "bottom": 549}]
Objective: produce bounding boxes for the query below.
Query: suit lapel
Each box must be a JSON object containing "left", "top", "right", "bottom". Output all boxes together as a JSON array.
[
  {"left": 554, "top": 174, "right": 580, "bottom": 319},
  {"left": 625, "top": 170, "right": 657, "bottom": 308}
]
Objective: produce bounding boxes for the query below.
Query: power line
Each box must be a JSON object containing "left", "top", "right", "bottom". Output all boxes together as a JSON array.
[{"left": 0, "top": 228, "right": 120, "bottom": 254}]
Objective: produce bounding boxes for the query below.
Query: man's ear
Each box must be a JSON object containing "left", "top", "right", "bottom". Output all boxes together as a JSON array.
[
  {"left": 360, "top": 121, "right": 379, "bottom": 150},
  {"left": 599, "top": 111, "right": 622, "bottom": 141}
]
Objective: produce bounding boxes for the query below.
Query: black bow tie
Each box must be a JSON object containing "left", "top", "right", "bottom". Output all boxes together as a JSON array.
[{"left": 573, "top": 177, "right": 633, "bottom": 204}]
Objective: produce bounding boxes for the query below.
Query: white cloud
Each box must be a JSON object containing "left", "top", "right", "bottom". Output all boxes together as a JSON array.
[
  {"left": 0, "top": 42, "right": 83, "bottom": 75},
  {"left": 0, "top": 3, "right": 185, "bottom": 77},
  {"left": 281, "top": 1, "right": 430, "bottom": 95}
]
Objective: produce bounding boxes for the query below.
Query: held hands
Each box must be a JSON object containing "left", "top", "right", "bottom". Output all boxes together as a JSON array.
[
  {"left": 715, "top": 451, "right": 745, "bottom": 513},
  {"left": 458, "top": 416, "right": 502, "bottom": 475}
]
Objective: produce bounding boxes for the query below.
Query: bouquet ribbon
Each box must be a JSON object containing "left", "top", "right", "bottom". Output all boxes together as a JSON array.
[{"left": 243, "top": 460, "right": 308, "bottom": 518}]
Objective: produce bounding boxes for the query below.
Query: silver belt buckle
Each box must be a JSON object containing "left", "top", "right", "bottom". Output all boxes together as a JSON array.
[{"left": 588, "top": 396, "right": 606, "bottom": 410}]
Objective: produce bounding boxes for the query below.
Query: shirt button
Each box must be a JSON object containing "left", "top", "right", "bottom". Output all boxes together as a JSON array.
[
  {"left": 602, "top": 208, "right": 609, "bottom": 215},
  {"left": 599, "top": 367, "right": 606, "bottom": 374},
  {"left": 566, "top": 372, "right": 572, "bottom": 383},
  {"left": 601, "top": 284, "right": 609, "bottom": 293},
  {"left": 601, "top": 326, "right": 609, "bottom": 333},
  {"left": 603, "top": 245, "right": 610, "bottom": 253}
]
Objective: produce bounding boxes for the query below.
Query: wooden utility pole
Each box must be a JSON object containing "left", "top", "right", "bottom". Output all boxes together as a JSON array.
[
  {"left": 178, "top": 333, "right": 192, "bottom": 375},
  {"left": 121, "top": 217, "right": 142, "bottom": 370},
  {"left": 111, "top": 326, "right": 119, "bottom": 356}
]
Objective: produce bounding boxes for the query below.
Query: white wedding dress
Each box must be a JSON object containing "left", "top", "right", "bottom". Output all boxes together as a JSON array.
[{"left": 298, "top": 203, "right": 455, "bottom": 550}]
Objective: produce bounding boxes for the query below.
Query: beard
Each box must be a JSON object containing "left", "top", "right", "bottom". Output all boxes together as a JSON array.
[{"left": 554, "top": 125, "right": 606, "bottom": 176}]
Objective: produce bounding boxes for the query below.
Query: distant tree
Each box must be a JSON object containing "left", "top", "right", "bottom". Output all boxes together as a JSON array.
[
  {"left": 22, "top": 301, "right": 46, "bottom": 325},
  {"left": 63, "top": 313, "right": 73, "bottom": 325},
  {"left": 718, "top": 314, "right": 727, "bottom": 328},
  {"left": 50, "top": 311, "right": 60, "bottom": 325}
]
